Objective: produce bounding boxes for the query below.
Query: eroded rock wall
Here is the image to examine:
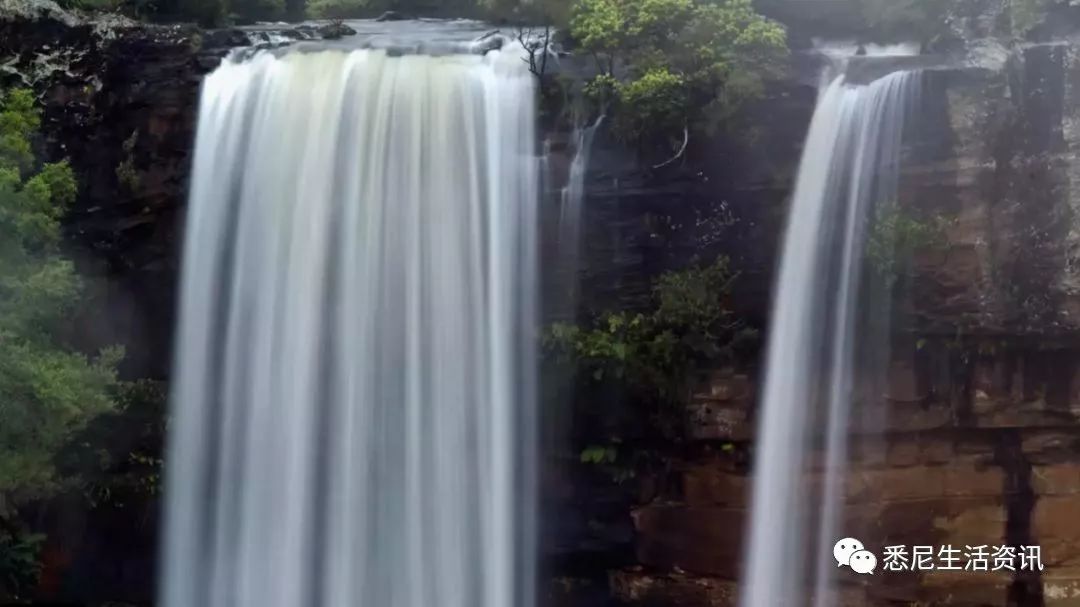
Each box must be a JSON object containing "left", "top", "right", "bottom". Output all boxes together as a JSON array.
[
  {"left": 604, "top": 11, "right": 1080, "bottom": 607},
  {"left": 619, "top": 345, "right": 1080, "bottom": 606}
]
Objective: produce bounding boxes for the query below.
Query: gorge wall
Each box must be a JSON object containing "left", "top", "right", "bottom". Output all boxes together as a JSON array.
[{"left": 595, "top": 3, "right": 1080, "bottom": 606}]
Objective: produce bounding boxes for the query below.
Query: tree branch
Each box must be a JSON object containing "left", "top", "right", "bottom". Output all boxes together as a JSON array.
[
  {"left": 539, "top": 25, "right": 551, "bottom": 78},
  {"left": 652, "top": 126, "right": 690, "bottom": 169}
]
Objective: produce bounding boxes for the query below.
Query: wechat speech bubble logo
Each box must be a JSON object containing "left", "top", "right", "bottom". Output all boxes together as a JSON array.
[
  {"left": 849, "top": 549, "right": 877, "bottom": 574},
  {"left": 833, "top": 537, "right": 876, "bottom": 575},
  {"left": 834, "top": 538, "right": 864, "bottom": 567}
]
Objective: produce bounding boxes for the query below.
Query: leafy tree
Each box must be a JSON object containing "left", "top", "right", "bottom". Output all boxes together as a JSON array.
[
  {"left": 0, "top": 89, "right": 122, "bottom": 506},
  {"left": 762, "top": 0, "right": 1060, "bottom": 45},
  {"left": 307, "top": 0, "right": 366, "bottom": 18},
  {"left": 56, "top": 379, "right": 167, "bottom": 511},
  {"left": 0, "top": 528, "right": 43, "bottom": 602},
  {"left": 0, "top": 89, "right": 122, "bottom": 597},
  {"left": 229, "top": 0, "right": 285, "bottom": 21},
  {"left": 570, "top": 0, "right": 788, "bottom": 148},
  {"left": 545, "top": 257, "right": 756, "bottom": 475}
]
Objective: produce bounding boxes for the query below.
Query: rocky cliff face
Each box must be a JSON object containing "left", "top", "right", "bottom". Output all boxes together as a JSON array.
[
  {"left": 908, "top": 44, "right": 1080, "bottom": 340},
  {"left": 616, "top": 347, "right": 1080, "bottom": 606},
  {"left": 596, "top": 3, "right": 1080, "bottom": 606}
]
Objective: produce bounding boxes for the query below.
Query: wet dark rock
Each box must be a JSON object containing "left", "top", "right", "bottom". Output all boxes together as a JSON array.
[
  {"left": 375, "top": 10, "right": 409, "bottom": 22},
  {"left": 196, "top": 52, "right": 224, "bottom": 70},
  {"left": 317, "top": 20, "right": 355, "bottom": 39},
  {"left": 201, "top": 27, "right": 250, "bottom": 48},
  {"left": 471, "top": 32, "right": 504, "bottom": 54},
  {"left": 278, "top": 26, "right": 313, "bottom": 40}
]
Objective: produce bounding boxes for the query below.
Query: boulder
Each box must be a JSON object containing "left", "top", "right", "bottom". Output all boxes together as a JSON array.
[
  {"left": 375, "top": 10, "right": 409, "bottom": 22},
  {"left": 317, "top": 20, "right": 355, "bottom": 40}
]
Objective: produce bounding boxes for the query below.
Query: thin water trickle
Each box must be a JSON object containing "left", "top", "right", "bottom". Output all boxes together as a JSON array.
[
  {"left": 557, "top": 114, "right": 604, "bottom": 310},
  {"left": 740, "top": 68, "right": 920, "bottom": 606},
  {"left": 161, "top": 46, "right": 539, "bottom": 607}
]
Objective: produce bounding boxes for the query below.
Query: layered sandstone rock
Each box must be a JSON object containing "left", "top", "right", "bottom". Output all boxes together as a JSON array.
[
  {"left": 616, "top": 344, "right": 1080, "bottom": 606},
  {"left": 604, "top": 3, "right": 1080, "bottom": 604}
]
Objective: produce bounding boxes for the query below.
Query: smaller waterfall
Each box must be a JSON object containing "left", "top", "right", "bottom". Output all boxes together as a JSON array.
[
  {"left": 553, "top": 115, "right": 604, "bottom": 314},
  {"left": 740, "top": 67, "right": 920, "bottom": 606},
  {"left": 559, "top": 116, "right": 605, "bottom": 241}
]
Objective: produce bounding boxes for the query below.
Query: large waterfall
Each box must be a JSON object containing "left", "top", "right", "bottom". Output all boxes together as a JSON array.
[
  {"left": 161, "top": 46, "right": 539, "bottom": 607},
  {"left": 740, "top": 67, "right": 920, "bottom": 605}
]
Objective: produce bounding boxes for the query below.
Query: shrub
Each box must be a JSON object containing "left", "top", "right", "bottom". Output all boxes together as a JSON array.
[
  {"left": 0, "top": 89, "right": 121, "bottom": 514},
  {"left": 307, "top": 0, "right": 367, "bottom": 18},
  {"left": 545, "top": 257, "right": 756, "bottom": 453},
  {"left": 570, "top": 0, "right": 788, "bottom": 146}
]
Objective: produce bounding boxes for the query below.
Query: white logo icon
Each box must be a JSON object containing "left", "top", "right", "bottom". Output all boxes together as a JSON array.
[
  {"left": 849, "top": 549, "right": 877, "bottom": 574},
  {"left": 833, "top": 537, "right": 865, "bottom": 568},
  {"left": 834, "top": 538, "right": 876, "bottom": 575}
]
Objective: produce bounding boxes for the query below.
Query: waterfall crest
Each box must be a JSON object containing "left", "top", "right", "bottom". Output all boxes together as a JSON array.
[
  {"left": 161, "top": 47, "right": 539, "bottom": 607},
  {"left": 740, "top": 69, "right": 920, "bottom": 606}
]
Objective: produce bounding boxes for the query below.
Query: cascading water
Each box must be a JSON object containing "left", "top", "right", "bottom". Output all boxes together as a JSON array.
[
  {"left": 740, "top": 66, "right": 920, "bottom": 605},
  {"left": 555, "top": 114, "right": 604, "bottom": 311},
  {"left": 161, "top": 45, "right": 538, "bottom": 607}
]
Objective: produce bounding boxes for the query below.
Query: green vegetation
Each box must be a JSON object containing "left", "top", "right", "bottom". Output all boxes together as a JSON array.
[
  {"left": 569, "top": 0, "right": 788, "bottom": 147},
  {"left": 307, "top": 0, "right": 360, "bottom": 18},
  {"left": 759, "top": 0, "right": 1063, "bottom": 45},
  {"left": 547, "top": 258, "right": 747, "bottom": 400},
  {"left": 856, "top": 0, "right": 1070, "bottom": 42},
  {"left": 50, "top": 0, "right": 1063, "bottom": 43},
  {"left": 545, "top": 257, "right": 756, "bottom": 478},
  {"left": 866, "top": 206, "right": 950, "bottom": 285},
  {"left": 756, "top": 0, "right": 949, "bottom": 45},
  {"left": 56, "top": 380, "right": 168, "bottom": 510},
  {"left": 57, "top": 0, "right": 272, "bottom": 25},
  {"left": 56, "top": 0, "right": 121, "bottom": 10},
  {"left": 306, "top": 0, "right": 569, "bottom": 20},
  {"left": 0, "top": 89, "right": 123, "bottom": 600},
  {"left": 0, "top": 530, "right": 43, "bottom": 602},
  {"left": 1008, "top": 0, "right": 1073, "bottom": 35},
  {"left": 229, "top": 0, "right": 288, "bottom": 20},
  {"left": 861, "top": 0, "right": 1070, "bottom": 40},
  {"left": 857, "top": 0, "right": 950, "bottom": 43},
  {"left": 115, "top": 130, "right": 140, "bottom": 193}
]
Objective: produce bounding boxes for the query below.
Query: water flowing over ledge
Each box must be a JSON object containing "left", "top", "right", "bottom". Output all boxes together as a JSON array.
[
  {"left": 161, "top": 46, "right": 540, "bottom": 607},
  {"left": 740, "top": 68, "right": 920, "bottom": 606}
]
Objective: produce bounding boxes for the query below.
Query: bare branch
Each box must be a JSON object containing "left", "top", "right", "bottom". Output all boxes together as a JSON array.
[
  {"left": 653, "top": 126, "right": 690, "bottom": 170},
  {"left": 539, "top": 25, "right": 551, "bottom": 78},
  {"left": 516, "top": 25, "right": 553, "bottom": 80}
]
